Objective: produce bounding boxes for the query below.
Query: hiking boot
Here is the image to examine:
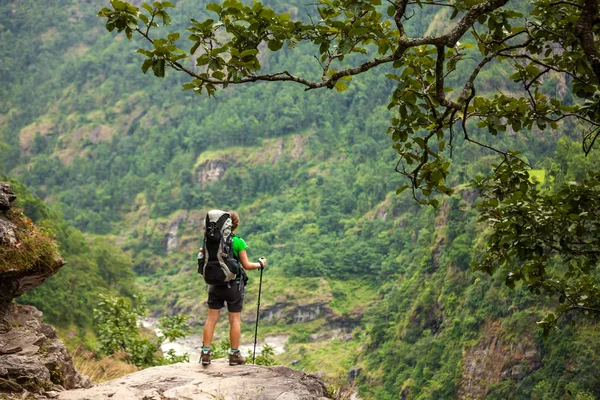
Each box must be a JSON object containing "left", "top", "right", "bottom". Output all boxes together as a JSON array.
[
  {"left": 200, "top": 350, "right": 211, "bottom": 366},
  {"left": 229, "top": 350, "right": 246, "bottom": 366}
]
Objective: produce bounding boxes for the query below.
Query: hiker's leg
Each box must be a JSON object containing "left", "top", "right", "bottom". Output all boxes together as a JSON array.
[
  {"left": 228, "top": 312, "right": 242, "bottom": 349},
  {"left": 203, "top": 308, "right": 221, "bottom": 347}
]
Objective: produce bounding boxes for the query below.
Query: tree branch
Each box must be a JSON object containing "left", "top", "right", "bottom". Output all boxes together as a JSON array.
[
  {"left": 550, "top": 0, "right": 584, "bottom": 8},
  {"left": 565, "top": 305, "right": 600, "bottom": 313},
  {"left": 575, "top": 0, "right": 600, "bottom": 82},
  {"left": 394, "top": 0, "right": 410, "bottom": 35},
  {"left": 399, "top": 0, "right": 510, "bottom": 48}
]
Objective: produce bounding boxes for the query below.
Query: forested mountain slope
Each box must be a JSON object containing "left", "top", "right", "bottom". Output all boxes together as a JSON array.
[{"left": 2, "top": 0, "right": 600, "bottom": 398}]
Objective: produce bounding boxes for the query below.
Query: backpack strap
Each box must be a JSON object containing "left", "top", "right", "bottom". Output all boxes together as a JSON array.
[
  {"left": 215, "top": 212, "right": 230, "bottom": 231},
  {"left": 231, "top": 234, "right": 248, "bottom": 290}
]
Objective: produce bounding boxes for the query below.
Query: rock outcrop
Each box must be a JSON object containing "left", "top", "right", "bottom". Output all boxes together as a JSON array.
[
  {"left": 0, "top": 182, "right": 90, "bottom": 398},
  {"left": 196, "top": 160, "right": 229, "bottom": 187},
  {"left": 0, "top": 303, "right": 91, "bottom": 396},
  {"left": 0, "top": 183, "right": 65, "bottom": 303},
  {"left": 58, "top": 360, "right": 330, "bottom": 400},
  {"left": 458, "top": 320, "right": 541, "bottom": 399}
]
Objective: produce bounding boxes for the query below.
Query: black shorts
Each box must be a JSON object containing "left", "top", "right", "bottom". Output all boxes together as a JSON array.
[{"left": 207, "top": 282, "right": 245, "bottom": 312}]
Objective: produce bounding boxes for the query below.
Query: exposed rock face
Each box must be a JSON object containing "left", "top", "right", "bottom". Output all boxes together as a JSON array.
[
  {"left": 0, "top": 303, "right": 91, "bottom": 396},
  {"left": 0, "top": 183, "right": 18, "bottom": 250},
  {"left": 458, "top": 320, "right": 541, "bottom": 399},
  {"left": 0, "top": 182, "right": 89, "bottom": 397},
  {"left": 165, "top": 213, "right": 186, "bottom": 253},
  {"left": 258, "top": 301, "right": 360, "bottom": 330},
  {"left": 0, "top": 182, "right": 65, "bottom": 302},
  {"left": 260, "top": 302, "right": 330, "bottom": 324},
  {"left": 196, "top": 160, "right": 228, "bottom": 187},
  {"left": 58, "top": 360, "right": 331, "bottom": 400},
  {"left": 0, "top": 183, "right": 16, "bottom": 211}
]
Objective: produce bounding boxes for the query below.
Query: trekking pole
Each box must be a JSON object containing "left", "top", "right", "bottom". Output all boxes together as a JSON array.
[{"left": 252, "top": 262, "right": 265, "bottom": 365}]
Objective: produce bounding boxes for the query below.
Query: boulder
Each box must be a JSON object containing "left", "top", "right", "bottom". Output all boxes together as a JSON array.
[
  {"left": 58, "top": 360, "right": 331, "bottom": 400},
  {"left": 0, "top": 303, "right": 91, "bottom": 395},
  {"left": 0, "top": 183, "right": 16, "bottom": 212}
]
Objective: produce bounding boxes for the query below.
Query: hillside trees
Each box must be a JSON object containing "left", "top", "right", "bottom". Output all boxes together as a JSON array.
[
  {"left": 99, "top": 0, "right": 600, "bottom": 329},
  {"left": 8, "top": 178, "right": 137, "bottom": 329}
]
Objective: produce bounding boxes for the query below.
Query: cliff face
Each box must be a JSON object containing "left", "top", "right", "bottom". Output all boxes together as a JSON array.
[
  {"left": 458, "top": 320, "right": 541, "bottom": 399},
  {"left": 0, "top": 182, "right": 65, "bottom": 303},
  {"left": 0, "top": 182, "right": 91, "bottom": 398},
  {"left": 0, "top": 303, "right": 91, "bottom": 395}
]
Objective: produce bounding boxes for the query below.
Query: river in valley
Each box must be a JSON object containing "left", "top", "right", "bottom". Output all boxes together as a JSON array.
[{"left": 140, "top": 318, "right": 288, "bottom": 363}]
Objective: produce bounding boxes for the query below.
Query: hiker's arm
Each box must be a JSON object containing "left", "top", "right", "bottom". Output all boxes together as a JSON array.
[{"left": 238, "top": 250, "right": 267, "bottom": 270}]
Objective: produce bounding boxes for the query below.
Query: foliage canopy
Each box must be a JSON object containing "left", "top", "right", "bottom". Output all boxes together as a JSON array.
[{"left": 99, "top": 0, "right": 600, "bottom": 330}]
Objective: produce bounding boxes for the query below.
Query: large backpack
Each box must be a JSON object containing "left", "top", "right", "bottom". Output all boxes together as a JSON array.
[{"left": 197, "top": 210, "right": 240, "bottom": 285}]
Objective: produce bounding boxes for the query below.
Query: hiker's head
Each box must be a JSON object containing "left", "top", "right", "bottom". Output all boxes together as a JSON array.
[{"left": 230, "top": 211, "right": 239, "bottom": 232}]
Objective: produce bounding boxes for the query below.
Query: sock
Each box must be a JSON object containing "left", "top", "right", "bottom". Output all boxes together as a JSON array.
[
  {"left": 230, "top": 348, "right": 239, "bottom": 354},
  {"left": 203, "top": 346, "right": 211, "bottom": 353}
]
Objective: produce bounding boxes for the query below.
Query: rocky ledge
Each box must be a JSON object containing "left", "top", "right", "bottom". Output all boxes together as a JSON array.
[
  {"left": 0, "top": 182, "right": 89, "bottom": 399},
  {"left": 58, "top": 360, "right": 331, "bottom": 400},
  {"left": 0, "top": 303, "right": 91, "bottom": 397},
  {"left": 0, "top": 182, "right": 65, "bottom": 302}
]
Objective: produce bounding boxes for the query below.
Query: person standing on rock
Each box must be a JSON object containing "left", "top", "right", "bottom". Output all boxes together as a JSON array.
[{"left": 201, "top": 211, "right": 267, "bottom": 366}]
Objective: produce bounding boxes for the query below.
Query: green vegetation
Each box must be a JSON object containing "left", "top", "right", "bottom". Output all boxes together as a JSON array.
[
  {"left": 94, "top": 294, "right": 190, "bottom": 367},
  {"left": 8, "top": 179, "right": 137, "bottom": 330},
  {"left": 1, "top": 0, "right": 600, "bottom": 399},
  {"left": 100, "top": 0, "right": 600, "bottom": 204},
  {"left": 0, "top": 204, "right": 58, "bottom": 275},
  {"left": 101, "top": 0, "right": 600, "bottom": 329}
]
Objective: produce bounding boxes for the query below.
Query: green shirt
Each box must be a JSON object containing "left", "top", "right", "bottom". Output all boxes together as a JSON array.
[{"left": 232, "top": 235, "right": 248, "bottom": 259}]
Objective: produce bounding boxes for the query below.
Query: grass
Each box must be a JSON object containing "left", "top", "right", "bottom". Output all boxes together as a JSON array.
[
  {"left": 0, "top": 207, "right": 60, "bottom": 274},
  {"left": 278, "top": 330, "right": 364, "bottom": 380},
  {"left": 71, "top": 345, "right": 138, "bottom": 383},
  {"left": 193, "top": 132, "right": 312, "bottom": 169},
  {"left": 328, "top": 279, "right": 378, "bottom": 315}
]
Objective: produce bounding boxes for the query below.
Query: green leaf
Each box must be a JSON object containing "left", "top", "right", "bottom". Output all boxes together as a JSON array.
[
  {"left": 141, "top": 58, "right": 153, "bottom": 73},
  {"left": 196, "top": 54, "right": 210, "bottom": 66},
  {"left": 349, "top": 27, "right": 370, "bottom": 36},
  {"left": 137, "top": 49, "right": 154, "bottom": 57},
  {"left": 404, "top": 91, "right": 417, "bottom": 105},
  {"left": 212, "top": 70, "right": 226, "bottom": 80},
  {"left": 268, "top": 40, "right": 283, "bottom": 51},
  {"left": 396, "top": 185, "right": 409, "bottom": 194},
  {"left": 206, "top": 3, "right": 222, "bottom": 13},
  {"left": 525, "top": 64, "right": 541, "bottom": 77},
  {"left": 240, "top": 49, "right": 259, "bottom": 57},
  {"left": 334, "top": 81, "right": 348, "bottom": 92},
  {"left": 142, "top": 3, "right": 154, "bottom": 14},
  {"left": 152, "top": 58, "right": 166, "bottom": 77}
]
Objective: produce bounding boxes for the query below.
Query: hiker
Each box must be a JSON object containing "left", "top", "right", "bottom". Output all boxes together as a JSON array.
[{"left": 200, "top": 211, "right": 267, "bottom": 366}]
